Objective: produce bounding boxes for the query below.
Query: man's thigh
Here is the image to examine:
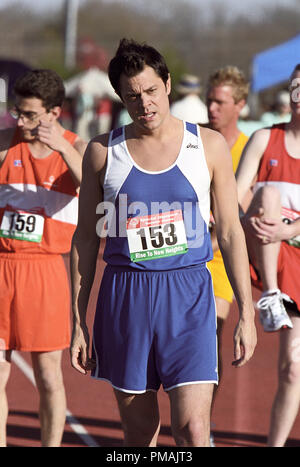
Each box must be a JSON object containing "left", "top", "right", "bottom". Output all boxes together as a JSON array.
[
  {"left": 113, "top": 389, "right": 160, "bottom": 446},
  {"left": 168, "top": 383, "right": 214, "bottom": 426}
]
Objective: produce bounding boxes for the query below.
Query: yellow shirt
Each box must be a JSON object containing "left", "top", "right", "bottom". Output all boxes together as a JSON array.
[
  {"left": 231, "top": 131, "right": 249, "bottom": 173},
  {"left": 207, "top": 131, "right": 248, "bottom": 302}
]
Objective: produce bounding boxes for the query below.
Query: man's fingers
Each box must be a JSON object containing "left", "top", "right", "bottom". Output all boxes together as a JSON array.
[
  {"left": 232, "top": 339, "right": 242, "bottom": 367},
  {"left": 232, "top": 340, "right": 256, "bottom": 367},
  {"left": 71, "top": 347, "right": 88, "bottom": 374}
]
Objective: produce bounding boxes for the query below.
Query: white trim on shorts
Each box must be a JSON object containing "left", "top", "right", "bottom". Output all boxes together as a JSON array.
[
  {"left": 164, "top": 380, "right": 218, "bottom": 392},
  {"left": 91, "top": 375, "right": 218, "bottom": 394}
]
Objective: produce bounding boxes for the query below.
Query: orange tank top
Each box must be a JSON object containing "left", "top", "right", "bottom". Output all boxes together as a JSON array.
[
  {"left": 0, "top": 128, "right": 78, "bottom": 254},
  {"left": 254, "top": 123, "right": 300, "bottom": 215}
]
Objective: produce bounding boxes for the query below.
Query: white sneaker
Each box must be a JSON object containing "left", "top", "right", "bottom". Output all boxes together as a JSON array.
[
  {"left": 257, "top": 289, "right": 293, "bottom": 332},
  {"left": 210, "top": 432, "right": 215, "bottom": 447}
]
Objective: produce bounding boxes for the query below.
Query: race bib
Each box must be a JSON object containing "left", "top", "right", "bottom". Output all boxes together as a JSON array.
[
  {"left": 282, "top": 207, "right": 300, "bottom": 248},
  {"left": 126, "top": 210, "right": 188, "bottom": 262},
  {"left": 0, "top": 210, "right": 44, "bottom": 243}
]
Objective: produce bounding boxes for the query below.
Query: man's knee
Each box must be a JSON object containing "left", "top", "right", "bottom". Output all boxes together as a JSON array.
[
  {"left": 123, "top": 419, "right": 160, "bottom": 446},
  {"left": 0, "top": 351, "right": 12, "bottom": 391},
  {"left": 172, "top": 416, "right": 210, "bottom": 447},
  {"left": 253, "top": 185, "right": 281, "bottom": 211},
  {"left": 32, "top": 352, "right": 64, "bottom": 394},
  {"left": 279, "top": 360, "right": 300, "bottom": 386}
]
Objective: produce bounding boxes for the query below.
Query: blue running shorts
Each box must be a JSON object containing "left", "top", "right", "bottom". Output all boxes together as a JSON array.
[{"left": 91, "top": 264, "right": 218, "bottom": 393}]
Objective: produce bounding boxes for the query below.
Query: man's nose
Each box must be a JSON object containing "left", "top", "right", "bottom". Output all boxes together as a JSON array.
[
  {"left": 208, "top": 101, "right": 217, "bottom": 112},
  {"left": 16, "top": 116, "right": 25, "bottom": 127},
  {"left": 140, "top": 93, "right": 151, "bottom": 109}
]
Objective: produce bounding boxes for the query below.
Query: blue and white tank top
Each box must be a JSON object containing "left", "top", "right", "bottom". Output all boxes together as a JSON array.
[{"left": 100, "top": 121, "right": 213, "bottom": 271}]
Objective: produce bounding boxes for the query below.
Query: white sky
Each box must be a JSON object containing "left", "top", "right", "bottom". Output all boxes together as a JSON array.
[{"left": 0, "top": 0, "right": 299, "bottom": 16}]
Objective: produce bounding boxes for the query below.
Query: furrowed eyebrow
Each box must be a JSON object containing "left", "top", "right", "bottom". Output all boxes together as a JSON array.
[
  {"left": 125, "top": 85, "right": 157, "bottom": 98},
  {"left": 15, "top": 107, "right": 37, "bottom": 116}
]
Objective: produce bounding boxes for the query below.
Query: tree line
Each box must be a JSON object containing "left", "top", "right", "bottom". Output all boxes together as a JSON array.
[{"left": 0, "top": 0, "right": 299, "bottom": 109}]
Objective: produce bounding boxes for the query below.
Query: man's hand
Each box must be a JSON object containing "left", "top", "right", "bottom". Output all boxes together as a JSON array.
[
  {"left": 36, "top": 120, "right": 67, "bottom": 154},
  {"left": 232, "top": 315, "right": 257, "bottom": 367},
  {"left": 242, "top": 208, "right": 291, "bottom": 244},
  {"left": 70, "top": 322, "right": 95, "bottom": 375}
]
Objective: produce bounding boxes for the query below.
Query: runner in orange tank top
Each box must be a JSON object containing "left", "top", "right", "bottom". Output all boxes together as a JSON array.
[
  {"left": 0, "top": 69, "right": 87, "bottom": 447},
  {"left": 236, "top": 64, "right": 300, "bottom": 447}
]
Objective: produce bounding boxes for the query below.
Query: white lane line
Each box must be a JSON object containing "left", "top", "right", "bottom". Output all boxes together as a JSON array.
[{"left": 11, "top": 351, "right": 100, "bottom": 447}]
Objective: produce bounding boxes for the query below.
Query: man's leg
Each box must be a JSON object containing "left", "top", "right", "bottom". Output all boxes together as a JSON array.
[
  {"left": 268, "top": 313, "right": 300, "bottom": 446},
  {"left": 168, "top": 383, "right": 214, "bottom": 447},
  {"left": 0, "top": 350, "right": 12, "bottom": 447},
  {"left": 114, "top": 389, "right": 160, "bottom": 447},
  {"left": 31, "top": 350, "right": 66, "bottom": 447},
  {"left": 244, "top": 185, "right": 282, "bottom": 291},
  {"left": 244, "top": 185, "right": 292, "bottom": 331}
]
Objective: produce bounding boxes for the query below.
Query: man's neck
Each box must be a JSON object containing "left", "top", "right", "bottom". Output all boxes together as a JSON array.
[
  {"left": 218, "top": 124, "right": 240, "bottom": 149},
  {"left": 27, "top": 139, "right": 53, "bottom": 159},
  {"left": 128, "top": 113, "right": 179, "bottom": 142},
  {"left": 287, "top": 115, "right": 300, "bottom": 135}
]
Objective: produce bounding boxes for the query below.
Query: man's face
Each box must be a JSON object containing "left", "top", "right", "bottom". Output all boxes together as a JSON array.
[
  {"left": 206, "top": 85, "right": 243, "bottom": 131},
  {"left": 119, "top": 65, "right": 171, "bottom": 132},
  {"left": 12, "top": 96, "right": 51, "bottom": 141}
]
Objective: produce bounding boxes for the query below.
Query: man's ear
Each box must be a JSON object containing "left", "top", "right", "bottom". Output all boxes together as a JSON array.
[
  {"left": 49, "top": 106, "right": 62, "bottom": 121},
  {"left": 236, "top": 99, "right": 246, "bottom": 114},
  {"left": 166, "top": 73, "right": 171, "bottom": 96}
]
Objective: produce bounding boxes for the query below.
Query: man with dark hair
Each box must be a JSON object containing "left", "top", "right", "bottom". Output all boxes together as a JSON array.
[
  {"left": 108, "top": 38, "right": 170, "bottom": 96},
  {"left": 0, "top": 69, "right": 86, "bottom": 447},
  {"left": 13, "top": 69, "right": 66, "bottom": 110},
  {"left": 70, "top": 39, "right": 256, "bottom": 447}
]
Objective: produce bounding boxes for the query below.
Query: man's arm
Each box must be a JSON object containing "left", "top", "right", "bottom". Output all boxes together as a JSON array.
[
  {"left": 70, "top": 135, "right": 108, "bottom": 374},
  {"left": 235, "top": 128, "right": 270, "bottom": 206},
  {"left": 201, "top": 127, "right": 257, "bottom": 367},
  {"left": 234, "top": 128, "right": 299, "bottom": 244}
]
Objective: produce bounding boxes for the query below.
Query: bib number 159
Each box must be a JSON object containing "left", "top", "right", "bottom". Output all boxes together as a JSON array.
[{"left": 0, "top": 210, "right": 44, "bottom": 243}]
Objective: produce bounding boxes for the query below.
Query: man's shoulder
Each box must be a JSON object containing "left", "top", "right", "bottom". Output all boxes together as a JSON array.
[
  {"left": 248, "top": 126, "right": 272, "bottom": 148},
  {"left": 199, "top": 126, "right": 230, "bottom": 164},
  {"left": 82, "top": 132, "right": 110, "bottom": 172},
  {"left": 0, "top": 127, "right": 16, "bottom": 163},
  {"left": 198, "top": 125, "right": 225, "bottom": 143}
]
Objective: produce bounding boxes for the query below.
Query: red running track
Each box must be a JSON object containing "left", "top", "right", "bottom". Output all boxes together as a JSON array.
[{"left": 6, "top": 245, "right": 300, "bottom": 447}]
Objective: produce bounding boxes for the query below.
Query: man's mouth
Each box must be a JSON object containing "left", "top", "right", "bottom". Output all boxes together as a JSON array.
[{"left": 140, "top": 112, "right": 155, "bottom": 121}]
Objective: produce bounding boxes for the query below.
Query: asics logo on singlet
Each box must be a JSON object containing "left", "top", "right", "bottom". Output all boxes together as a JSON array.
[{"left": 186, "top": 143, "right": 198, "bottom": 149}]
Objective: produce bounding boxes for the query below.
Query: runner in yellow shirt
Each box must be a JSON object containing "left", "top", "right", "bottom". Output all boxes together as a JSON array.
[{"left": 203, "top": 66, "right": 250, "bottom": 376}]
